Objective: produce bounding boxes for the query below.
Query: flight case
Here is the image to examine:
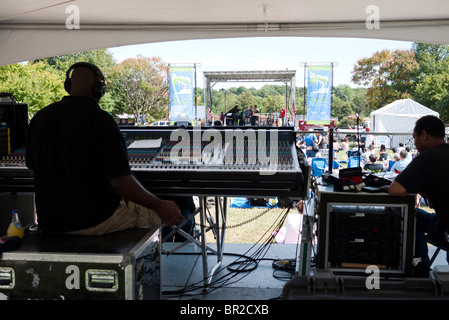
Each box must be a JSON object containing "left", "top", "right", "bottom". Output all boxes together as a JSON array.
[{"left": 0, "top": 227, "right": 161, "bottom": 300}]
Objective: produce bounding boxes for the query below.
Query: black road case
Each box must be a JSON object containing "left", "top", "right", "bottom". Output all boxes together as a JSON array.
[{"left": 0, "top": 227, "right": 161, "bottom": 300}]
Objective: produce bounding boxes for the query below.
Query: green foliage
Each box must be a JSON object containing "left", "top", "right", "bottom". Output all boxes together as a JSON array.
[
  {"left": 2, "top": 49, "right": 370, "bottom": 126},
  {"left": 34, "top": 49, "right": 117, "bottom": 74},
  {"left": 0, "top": 62, "right": 65, "bottom": 113},
  {"left": 350, "top": 43, "right": 449, "bottom": 122},
  {"left": 34, "top": 49, "right": 118, "bottom": 112},
  {"left": 351, "top": 49, "right": 419, "bottom": 110},
  {"left": 106, "top": 56, "right": 169, "bottom": 124},
  {"left": 412, "top": 43, "right": 449, "bottom": 122}
]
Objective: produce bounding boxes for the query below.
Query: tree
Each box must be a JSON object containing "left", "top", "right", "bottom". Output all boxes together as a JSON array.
[
  {"left": 413, "top": 43, "right": 449, "bottom": 76},
  {"left": 0, "top": 62, "right": 65, "bottom": 113},
  {"left": 107, "top": 56, "right": 169, "bottom": 124},
  {"left": 412, "top": 43, "right": 449, "bottom": 122},
  {"left": 332, "top": 96, "right": 353, "bottom": 120},
  {"left": 34, "top": 49, "right": 118, "bottom": 113},
  {"left": 351, "top": 49, "right": 419, "bottom": 110},
  {"left": 238, "top": 91, "right": 257, "bottom": 109},
  {"left": 34, "top": 49, "right": 116, "bottom": 74},
  {"left": 263, "top": 95, "right": 285, "bottom": 113}
]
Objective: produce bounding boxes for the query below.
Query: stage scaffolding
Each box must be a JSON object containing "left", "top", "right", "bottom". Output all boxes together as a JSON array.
[{"left": 203, "top": 70, "right": 296, "bottom": 122}]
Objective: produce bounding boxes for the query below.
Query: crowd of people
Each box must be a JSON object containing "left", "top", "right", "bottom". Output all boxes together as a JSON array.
[{"left": 296, "top": 129, "right": 419, "bottom": 175}]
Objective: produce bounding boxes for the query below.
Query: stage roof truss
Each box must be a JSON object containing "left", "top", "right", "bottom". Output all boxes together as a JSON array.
[{"left": 203, "top": 70, "right": 297, "bottom": 83}]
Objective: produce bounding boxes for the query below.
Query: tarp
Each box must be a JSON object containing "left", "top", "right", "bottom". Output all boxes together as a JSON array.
[
  {"left": 2, "top": 0, "right": 449, "bottom": 66},
  {"left": 370, "top": 98, "right": 439, "bottom": 133},
  {"left": 230, "top": 197, "right": 278, "bottom": 208}
]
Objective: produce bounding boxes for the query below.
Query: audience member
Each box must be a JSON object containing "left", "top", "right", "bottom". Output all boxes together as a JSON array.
[
  {"left": 361, "top": 144, "right": 374, "bottom": 167},
  {"left": 363, "top": 154, "right": 384, "bottom": 173},
  {"left": 389, "top": 149, "right": 410, "bottom": 173},
  {"left": 332, "top": 138, "right": 340, "bottom": 151},
  {"left": 341, "top": 138, "right": 349, "bottom": 152},
  {"left": 304, "top": 131, "right": 318, "bottom": 158},
  {"left": 378, "top": 144, "right": 389, "bottom": 161},
  {"left": 405, "top": 146, "right": 413, "bottom": 161},
  {"left": 397, "top": 142, "right": 405, "bottom": 153}
]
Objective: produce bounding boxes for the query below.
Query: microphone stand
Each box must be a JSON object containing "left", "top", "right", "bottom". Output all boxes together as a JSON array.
[
  {"left": 356, "top": 113, "right": 361, "bottom": 168},
  {"left": 328, "top": 126, "right": 334, "bottom": 174}
]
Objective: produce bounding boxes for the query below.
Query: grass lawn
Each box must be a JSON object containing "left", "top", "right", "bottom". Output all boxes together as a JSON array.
[{"left": 199, "top": 200, "right": 295, "bottom": 244}]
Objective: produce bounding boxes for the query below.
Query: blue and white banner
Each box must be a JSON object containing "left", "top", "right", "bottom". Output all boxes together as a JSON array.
[
  {"left": 306, "top": 65, "right": 332, "bottom": 124},
  {"left": 169, "top": 66, "right": 194, "bottom": 122}
]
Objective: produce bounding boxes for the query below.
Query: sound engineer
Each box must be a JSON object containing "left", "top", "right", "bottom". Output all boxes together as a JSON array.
[
  {"left": 25, "top": 62, "right": 184, "bottom": 235},
  {"left": 388, "top": 115, "right": 449, "bottom": 276}
]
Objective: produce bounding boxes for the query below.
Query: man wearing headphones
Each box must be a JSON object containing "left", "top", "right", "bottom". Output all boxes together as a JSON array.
[{"left": 26, "top": 62, "right": 184, "bottom": 235}]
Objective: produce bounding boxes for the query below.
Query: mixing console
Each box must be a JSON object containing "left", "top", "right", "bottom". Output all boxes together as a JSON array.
[
  {"left": 122, "top": 126, "right": 309, "bottom": 198},
  {"left": 0, "top": 126, "right": 310, "bottom": 199},
  {"left": 0, "top": 148, "right": 26, "bottom": 168}
]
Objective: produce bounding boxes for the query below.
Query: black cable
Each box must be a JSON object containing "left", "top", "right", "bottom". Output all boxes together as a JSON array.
[
  {"left": 203, "top": 205, "right": 291, "bottom": 293},
  {"left": 162, "top": 204, "right": 293, "bottom": 298}
]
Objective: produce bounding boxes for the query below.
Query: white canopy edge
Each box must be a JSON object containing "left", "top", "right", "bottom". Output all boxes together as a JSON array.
[
  {"left": 2, "top": 0, "right": 449, "bottom": 66},
  {"left": 2, "top": 22, "right": 449, "bottom": 66}
]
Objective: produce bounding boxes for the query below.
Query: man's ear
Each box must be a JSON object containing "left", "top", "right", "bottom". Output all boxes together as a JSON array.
[{"left": 421, "top": 130, "right": 429, "bottom": 142}]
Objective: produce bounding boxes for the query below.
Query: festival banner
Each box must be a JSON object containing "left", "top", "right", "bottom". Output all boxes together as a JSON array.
[
  {"left": 169, "top": 66, "right": 194, "bottom": 122},
  {"left": 306, "top": 65, "right": 332, "bottom": 124}
]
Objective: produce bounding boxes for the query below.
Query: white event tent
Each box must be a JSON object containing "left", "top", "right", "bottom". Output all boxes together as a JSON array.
[
  {"left": 2, "top": 0, "right": 449, "bottom": 66},
  {"left": 371, "top": 98, "right": 439, "bottom": 133},
  {"left": 370, "top": 98, "right": 439, "bottom": 148}
]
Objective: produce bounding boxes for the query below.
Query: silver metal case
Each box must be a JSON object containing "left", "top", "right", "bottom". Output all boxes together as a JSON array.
[{"left": 0, "top": 227, "right": 161, "bottom": 300}]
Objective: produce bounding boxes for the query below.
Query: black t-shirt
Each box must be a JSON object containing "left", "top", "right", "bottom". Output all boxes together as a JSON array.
[
  {"left": 26, "top": 96, "right": 131, "bottom": 233},
  {"left": 394, "top": 143, "right": 449, "bottom": 226}
]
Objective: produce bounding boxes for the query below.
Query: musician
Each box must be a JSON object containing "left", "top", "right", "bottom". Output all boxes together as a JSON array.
[
  {"left": 389, "top": 115, "right": 449, "bottom": 276},
  {"left": 25, "top": 62, "right": 184, "bottom": 235},
  {"left": 220, "top": 112, "right": 225, "bottom": 124}
]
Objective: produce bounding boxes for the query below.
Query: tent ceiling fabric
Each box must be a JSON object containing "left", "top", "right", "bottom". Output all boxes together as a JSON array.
[{"left": 1, "top": 0, "right": 449, "bottom": 66}]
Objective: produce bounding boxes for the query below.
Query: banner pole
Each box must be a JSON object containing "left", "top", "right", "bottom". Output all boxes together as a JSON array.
[
  {"left": 167, "top": 63, "right": 171, "bottom": 123},
  {"left": 194, "top": 63, "right": 198, "bottom": 121},
  {"left": 303, "top": 63, "right": 307, "bottom": 131}
]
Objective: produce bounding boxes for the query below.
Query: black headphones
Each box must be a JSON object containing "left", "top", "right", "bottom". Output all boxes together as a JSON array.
[{"left": 64, "top": 62, "right": 106, "bottom": 98}]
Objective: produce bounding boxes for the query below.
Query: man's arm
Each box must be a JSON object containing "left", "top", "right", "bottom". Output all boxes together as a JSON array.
[
  {"left": 388, "top": 181, "right": 409, "bottom": 197},
  {"left": 109, "top": 175, "right": 184, "bottom": 226}
]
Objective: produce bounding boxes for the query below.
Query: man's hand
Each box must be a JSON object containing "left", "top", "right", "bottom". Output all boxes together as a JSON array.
[{"left": 154, "top": 200, "right": 185, "bottom": 226}]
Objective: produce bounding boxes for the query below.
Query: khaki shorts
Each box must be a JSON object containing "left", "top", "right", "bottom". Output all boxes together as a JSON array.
[{"left": 64, "top": 200, "right": 161, "bottom": 236}]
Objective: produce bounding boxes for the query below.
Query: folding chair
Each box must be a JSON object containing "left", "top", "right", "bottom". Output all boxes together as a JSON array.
[
  {"left": 347, "top": 156, "right": 362, "bottom": 168},
  {"left": 311, "top": 158, "right": 327, "bottom": 177},
  {"left": 388, "top": 160, "right": 395, "bottom": 171}
]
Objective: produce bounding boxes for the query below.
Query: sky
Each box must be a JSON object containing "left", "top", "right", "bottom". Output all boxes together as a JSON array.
[{"left": 108, "top": 36, "right": 413, "bottom": 89}]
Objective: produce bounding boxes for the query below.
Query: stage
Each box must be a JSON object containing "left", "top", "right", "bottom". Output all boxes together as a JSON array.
[{"left": 161, "top": 242, "right": 447, "bottom": 300}]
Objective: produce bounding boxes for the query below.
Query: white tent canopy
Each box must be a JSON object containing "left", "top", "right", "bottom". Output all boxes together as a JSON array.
[
  {"left": 370, "top": 98, "right": 439, "bottom": 133},
  {"left": 2, "top": 0, "right": 449, "bottom": 66}
]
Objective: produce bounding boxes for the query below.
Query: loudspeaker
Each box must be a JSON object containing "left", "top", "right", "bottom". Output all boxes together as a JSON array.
[{"left": 64, "top": 62, "right": 106, "bottom": 98}]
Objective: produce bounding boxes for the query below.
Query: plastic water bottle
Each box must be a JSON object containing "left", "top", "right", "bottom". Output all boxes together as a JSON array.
[{"left": 7, "top": 209, "right": 24, "bottom": 239}]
